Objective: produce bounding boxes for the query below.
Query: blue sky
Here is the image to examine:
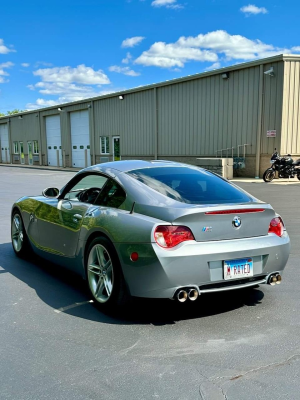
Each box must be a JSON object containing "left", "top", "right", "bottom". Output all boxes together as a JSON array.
[{"left": 1, "top": 0, "right": 300, "bottom": 113}]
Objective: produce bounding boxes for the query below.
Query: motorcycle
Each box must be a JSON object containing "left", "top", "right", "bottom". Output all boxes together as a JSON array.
[{"left": 263, "top": 149, "right": 300, "bottom": 182}]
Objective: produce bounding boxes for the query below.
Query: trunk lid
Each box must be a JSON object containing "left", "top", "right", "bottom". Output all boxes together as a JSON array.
[{"left": 172, "top": 204, "right": 275, "bottom": 241}]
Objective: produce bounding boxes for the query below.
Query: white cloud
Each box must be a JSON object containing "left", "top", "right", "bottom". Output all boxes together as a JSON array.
[
  {"left": 109, "top": 65, "right": 140, "bottom": 76},
  {"left": 27, "top": 64, "right": 112, "bottom": 109},
  {"left": 151, "top": 0, "right": 183, "bottom": 9},
  {"left": 135, "top": 30, "right": 296, "bottom": 68},
  {"left": 205, "top": 62, "right": 221, "bottom": 71},
  {"left": 122, "top": 52, "right": 132, "bottom": 64},
  {"left": 33, "top": 64, "right": 110, "bottom": 85},
  {"left": 21, "top": 63, "right": 30, "bottom": 67},
  {"left": 0, "top": 62, "right": 14, "bottom": 83},
  {"left": 121, "top": 36, "right": 145, "bottom": 48},
  {"left": 240, "top": 4, "right": 268, "bottom": 15},
  {"left": 135, "top": 41, "right": 218, "bottom": 68},
  {"left": 291, "top": 46, "right": 300, "bottom": 52},
  {"left": 0, "top": 39, "right": 16, "bottom": 54},
  {"left": 28, "top": 81, "right": 102, "bottom": 96},
  {"left": 27, "top": 99, "right": 58, "bottom": 109},
  {"left": 26, "top": 88, "right": 123, "bottom": 110}
]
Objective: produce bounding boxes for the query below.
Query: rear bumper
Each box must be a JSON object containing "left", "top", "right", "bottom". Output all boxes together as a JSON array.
[{"left": 116, "top": 232, "right": 290, "bottom": 299}]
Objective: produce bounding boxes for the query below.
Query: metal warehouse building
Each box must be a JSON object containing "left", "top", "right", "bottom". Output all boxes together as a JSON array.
[{"left": 1, "top": 54, "right": 300, "bottom": 177}]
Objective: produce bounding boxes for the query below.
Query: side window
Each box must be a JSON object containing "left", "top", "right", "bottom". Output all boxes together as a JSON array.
[
  {"left": 100, "top": 136, "right": 109, "bottom": 154},
  {"left": 95, "top": 179, "right": 126, "bottom": 208},
  {"left": 13, "top": 142, "right": 19, "bottom": 154},
  {"left": 63, "top": 174, "right": 108, "bottom": 202}
]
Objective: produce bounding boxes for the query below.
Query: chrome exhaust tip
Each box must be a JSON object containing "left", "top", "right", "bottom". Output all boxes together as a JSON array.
[
  {"left": 188, "top": 289, "right": 199, "bottom": 301},
  {"left": 268, "top": 274, "right": 280, "bottom": 285},
  {"left": 177, "top": 290, "right": 188, "bottom": 303}
]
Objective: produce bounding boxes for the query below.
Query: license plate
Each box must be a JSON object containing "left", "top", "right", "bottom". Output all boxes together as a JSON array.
[{"left": 224, "top": 258, "right": 253, "bottom": 280}]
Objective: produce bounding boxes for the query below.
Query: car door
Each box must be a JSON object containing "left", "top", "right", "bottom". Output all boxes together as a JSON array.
[{"left": 36, "top": 172, "right": 108, "bottom": 258}]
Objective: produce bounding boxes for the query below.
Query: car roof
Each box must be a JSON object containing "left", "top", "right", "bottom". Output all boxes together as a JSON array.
[{"left": 82, "top": 159, "right": 197, "bottom": 175}]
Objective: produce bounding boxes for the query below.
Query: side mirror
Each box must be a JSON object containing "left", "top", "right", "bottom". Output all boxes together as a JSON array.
[{"left": 42, "top": 187, "right": 60, "bottom": 198}]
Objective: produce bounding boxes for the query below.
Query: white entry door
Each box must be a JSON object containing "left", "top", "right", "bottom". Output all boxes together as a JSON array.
[
  {"left": 0, "top": 123, "right": 10, "bottom": 163},
  {"left": 46, "top": 115, "right": 62, "bottom": 166},
  {"left": 70, "top": 110, "right": 90, "bottom": 168}
]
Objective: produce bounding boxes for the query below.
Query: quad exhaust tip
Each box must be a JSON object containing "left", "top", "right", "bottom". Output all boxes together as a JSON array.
[
  {"left": 177, "top": 290, "right": 188, "bottom": 302},
  {"left": 188, "top": 289, "right": 199, "bottom": 301},
  {"left": 268, "top": 274, "right": 282, "bottom": 285},
  {"left": 176, "top": 287, "right": 199, "bottom": 302}
]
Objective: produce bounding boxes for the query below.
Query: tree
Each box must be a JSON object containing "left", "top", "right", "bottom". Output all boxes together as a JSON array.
[
  {"left": 0, "top": 112, "right": 5, "bottom": 117},
  {"left": 7, "top": 109, "right": 24, "bottom": 115}
]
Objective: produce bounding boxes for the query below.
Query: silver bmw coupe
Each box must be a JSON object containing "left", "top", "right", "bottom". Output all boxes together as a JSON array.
[{"left": 11, "top": 160, "right": 290, "bottom": 309}]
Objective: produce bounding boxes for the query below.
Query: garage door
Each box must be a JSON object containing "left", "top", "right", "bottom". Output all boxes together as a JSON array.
[
  {"left": 70, "top": 110, "right": 91, "bottom": 168},
  {"left": 0, "top": 123, "right": 10, "bottom": 163},
  {"left": 46, "top": 115, "right": 62, "bottom": 166}
]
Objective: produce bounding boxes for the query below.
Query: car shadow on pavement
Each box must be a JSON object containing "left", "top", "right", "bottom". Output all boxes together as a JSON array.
[{"left": 0, "top": 242, "right": 264, "bottom": 325}]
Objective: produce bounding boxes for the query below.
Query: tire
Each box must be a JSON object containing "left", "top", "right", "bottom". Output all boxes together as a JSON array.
[
  {"left": 263, "top": 169, "right": 275, "bottom": 182},
  {"left": 11, "top": 211, "right": 31, "bottom": 258},
  {"left": 85, "top": 237, "right": 130, "bottom": 310},
  {"left": 297, "top": 173, "right": 300, "bottom": 181}
]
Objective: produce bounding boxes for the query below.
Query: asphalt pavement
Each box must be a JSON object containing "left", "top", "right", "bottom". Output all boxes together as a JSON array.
[{"left": 0, "top": 166, "right": 299, "bottom": 400}]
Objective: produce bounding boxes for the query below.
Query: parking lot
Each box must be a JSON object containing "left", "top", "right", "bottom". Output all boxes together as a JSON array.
[{"left": 0, "top": 166, "right": 299, "bottom": 400}]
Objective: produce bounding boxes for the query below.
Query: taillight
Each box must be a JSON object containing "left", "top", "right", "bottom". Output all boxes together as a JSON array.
[
  {"left": 154, "top": 226, "right": 195, "bottom": 248},
  {"left": 268, "top": 217, "right": 284, "bottom": 237}
]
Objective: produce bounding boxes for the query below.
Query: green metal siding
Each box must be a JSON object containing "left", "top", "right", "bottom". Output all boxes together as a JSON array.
[
  {"left": 93, "top": 90, "right": 154, "bottom": 156},
  {"left": 281, "top": 60, "right": 300, "bottom": 154}
]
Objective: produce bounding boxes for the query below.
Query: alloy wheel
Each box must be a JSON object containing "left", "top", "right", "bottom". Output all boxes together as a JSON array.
[
  {"left": 87, "top": 244, "right": 114, "bottom": 303},
  {"left": 11, "top": 214, "right": 24, "bottom": 253}
]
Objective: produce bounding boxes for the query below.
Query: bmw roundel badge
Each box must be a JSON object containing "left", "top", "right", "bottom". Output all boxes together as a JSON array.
[{"left": 232, "top": 216, "right": 242, "bottom": 229}]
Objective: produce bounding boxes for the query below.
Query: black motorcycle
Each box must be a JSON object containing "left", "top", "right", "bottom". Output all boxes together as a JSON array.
[{"left": 263, "top": 149, "right": 300, "bottom": 182}]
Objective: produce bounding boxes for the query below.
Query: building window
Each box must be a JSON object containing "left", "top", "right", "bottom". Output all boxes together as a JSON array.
[
  {"left": 13, "top": 142, "right": 19, "bottom": 154},
  {"left": 100, "top": 136, "right": 109, "bottom": 154},
  {"left": 33, "top": 140, "right": 39, "bottom": 154}
]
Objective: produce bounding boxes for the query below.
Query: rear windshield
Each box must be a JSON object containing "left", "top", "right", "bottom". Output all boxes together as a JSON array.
[{"left": 127, "top": 167, "right": 251, "bottom": 204}]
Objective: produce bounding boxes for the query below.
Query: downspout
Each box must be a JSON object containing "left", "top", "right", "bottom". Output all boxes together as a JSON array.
[
  {"left": 8, "top": 118, "right": 12, "bottom": 164},
  {"left": 154, "top": 87, "right": 158, "bottom": 160},
  {"left": 38, "top": 112, "right": 42, "bottom": 165},
  {"left": 255, "top": 64, "right": 264, "bottom": 178},
  {"left": 91, "top": 100, "right": 96, "bottom": 165}
]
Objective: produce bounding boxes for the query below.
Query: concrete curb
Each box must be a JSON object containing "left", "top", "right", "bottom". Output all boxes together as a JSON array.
[{"left": 0, "top": 163, "right": 79, "bottom": 173}]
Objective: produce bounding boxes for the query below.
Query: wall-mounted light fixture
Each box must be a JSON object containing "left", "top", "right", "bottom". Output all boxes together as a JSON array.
[
  {"left": 57, "top": 107, "right": 63, "bottom": 112},
  {"left": 35, "top": 114, "right": 39, "bottom": 117},
  {"left": 18, "top": 116, "right": 23, "bottom": 119},
  {"left": 264, "top": 67, "right": 275, "bottom": 77},
  {"left": 118, "top": 95, "right": 124, "bottom": 100},
  {"left": 87, "top": 104, "right": 92, "bottom": 108},
  {"left": 221, "top": 72, "right": 229, "bottom": 79}
]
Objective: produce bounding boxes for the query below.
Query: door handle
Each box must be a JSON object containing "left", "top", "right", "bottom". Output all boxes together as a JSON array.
[{"left": 73, "top": 214, "right": 83, "bottom": 220}]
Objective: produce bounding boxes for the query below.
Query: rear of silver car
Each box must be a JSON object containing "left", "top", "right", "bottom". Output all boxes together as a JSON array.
[
  {"left": 113, "top": 164, "right": 290, "bottom": 301},
  {"left": 118, "top": 204, "right": 289, "bottom": 300}
]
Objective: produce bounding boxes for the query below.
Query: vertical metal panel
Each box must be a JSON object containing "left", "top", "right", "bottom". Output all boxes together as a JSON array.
[
  {"left": 93, "top": 90, "right": 154, "bottom": 156},
  {"left": 281, "top": 61, "right": 300, "bottom": 154},
  {"left": 10, "top": 113, "right": 40, "bottom": 145},
  {"left": 157, "top": 62, "right": 284, "bottom": 157},
  {"left": 260, "top": 62, "right": 284, "bottom": 154},
  {"left": 158, "top": 65, "right": 266, "bottom": 156}
]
